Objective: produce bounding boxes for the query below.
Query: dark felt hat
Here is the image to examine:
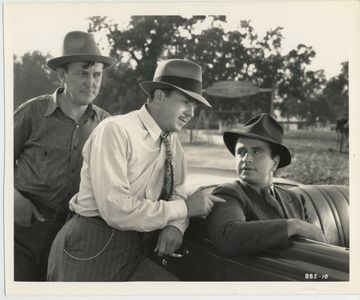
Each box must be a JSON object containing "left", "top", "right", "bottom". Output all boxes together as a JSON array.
[
  {"left": 223, "top": 113, "right": 291, "bottom": 168},
  {"left": 47, "top": 31, "right": 116, "bottom": 71},
  {"left": 139, "top": 59, "right": 211, "bottom": 107}
]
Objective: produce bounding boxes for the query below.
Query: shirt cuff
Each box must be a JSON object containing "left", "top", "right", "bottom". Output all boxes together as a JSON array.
[
  {"left": 165, "top": 199, "right": 188, "bottom": 222},
  {"left": 167, "top": 218, "right": 189, "bottom": 235}
]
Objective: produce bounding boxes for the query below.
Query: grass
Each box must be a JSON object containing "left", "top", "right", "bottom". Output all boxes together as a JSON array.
[{"left": 179, "top": 129, "right": 349, "bottom": 186}]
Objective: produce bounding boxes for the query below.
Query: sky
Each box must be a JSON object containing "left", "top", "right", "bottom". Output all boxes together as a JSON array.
[{"left": 4, "top": 1, "right": 358, "bottom": 79}]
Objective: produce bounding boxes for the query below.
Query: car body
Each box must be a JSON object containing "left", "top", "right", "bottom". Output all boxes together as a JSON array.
[{"left": 150, "top": 167, "right": 349, "bottom": 281}]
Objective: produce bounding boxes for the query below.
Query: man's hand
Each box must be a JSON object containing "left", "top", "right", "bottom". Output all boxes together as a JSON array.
[
  {"left": 154, "top": 225, "right": 183, "bottom": 256},
  {"left": 185, "top": 187, "right": 226, "bottom": 218},
  {"left": 286, "top": 219, "right": 327, "bottom": 243},
  {"left": 14, "top": 188, "right": 45, "bottom": 227}
]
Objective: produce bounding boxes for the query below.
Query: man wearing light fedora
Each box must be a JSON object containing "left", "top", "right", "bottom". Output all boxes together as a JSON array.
[
  {"left": 47, "top": 59, "right": 225, "bottom": 281},
  {"left": 207, "top": 113, "right": 326, "bottom": 256},
  {"left": 14, "top": 31, "right": 116, "bottom": 281}
]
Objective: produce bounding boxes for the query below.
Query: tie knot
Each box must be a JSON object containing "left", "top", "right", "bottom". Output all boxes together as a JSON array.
[
  {"left": 261, "top": 187, "right": 274, "bottom": 197},
  {"left": 160, "top": 131, "right": 170, "bottom": 141}
]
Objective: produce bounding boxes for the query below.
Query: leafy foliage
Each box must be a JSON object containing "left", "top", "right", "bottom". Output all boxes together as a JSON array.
[
  {"left": 14, "top": 51, "right": 58, "bottom": 109},
  {"left": 13, "top": 15, "right": 348, "bottom": 125}
]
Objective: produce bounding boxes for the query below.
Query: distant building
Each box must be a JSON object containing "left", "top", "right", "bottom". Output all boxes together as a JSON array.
[{"left": 273, "top": 110, "right": 303, "bottom": 131}]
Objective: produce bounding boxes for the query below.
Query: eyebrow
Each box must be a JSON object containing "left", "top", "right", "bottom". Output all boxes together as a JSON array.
[
  {"left": 174, "top": 90, "right": 197, "bottom": 104},
  {"left": 185, "top": 96, "right": 198, "bottom": 106},
  {"left": 79, "top": 63, "right": 103, "bottom": 70},
  {"left": 236, "top": 146, "right": 264, "bottom": 152},
  {"left": 236, "top": 146, "right": 245, "bottom": 152}
]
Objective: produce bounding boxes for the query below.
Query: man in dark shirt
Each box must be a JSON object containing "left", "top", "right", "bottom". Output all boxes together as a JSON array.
[
  {"left": 207, "top": 113, "right": 326, "bottom": 256},
  {"left": 14, "top": 31, "right": 116, "bottom": 281}
]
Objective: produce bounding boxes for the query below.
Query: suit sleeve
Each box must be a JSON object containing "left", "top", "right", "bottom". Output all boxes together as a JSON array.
[{"left": 206, "top": 184, "right": 290, "bottom": 256}]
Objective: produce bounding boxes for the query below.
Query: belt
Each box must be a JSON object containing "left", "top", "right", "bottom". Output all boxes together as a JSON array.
[{"left": 75, "top": 213, "right": 107, "bottom": 224}]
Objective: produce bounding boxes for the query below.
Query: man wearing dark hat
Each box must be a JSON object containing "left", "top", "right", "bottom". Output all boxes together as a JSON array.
[
  {"left": 207, "top": 113, "right": 326, "bottom": 256},
  {"left": 14, "top": 31, "right": 116, "bottom": 281},
  {"left": 47, "top": 59, "right": 224, "bottom": 281}
]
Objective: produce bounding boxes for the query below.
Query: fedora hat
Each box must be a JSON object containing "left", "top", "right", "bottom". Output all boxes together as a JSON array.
[
  {"left": 223, "top": 113, "right": 291, "bottom": 168},
  {"left": 47, "top": 31, "right": 117, "bottom": 71},
  {"left": 139, "top": 59, "right": 211, "bottom": 107}
]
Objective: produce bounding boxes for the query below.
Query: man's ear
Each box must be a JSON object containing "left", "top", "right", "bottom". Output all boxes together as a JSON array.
[
  {"left": 272, "top": 155, "right": 280, "bottom": 171},
  {"left": 153, "top": 89, "right": 166, "bottom": 104},
  {"left": 56, "top": 68, "right": 66, "bottom": 85}
]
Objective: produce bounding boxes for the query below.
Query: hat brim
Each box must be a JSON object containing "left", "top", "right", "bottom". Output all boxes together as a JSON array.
[
  {"left": 139, "top": 81, "right": 212, "bottom": 108},
  {"left": 223, "top": 131, "right": 291, "bottom": 168},
  {"left": 47, "top": 54, "right": 117, "bottom": 71}
]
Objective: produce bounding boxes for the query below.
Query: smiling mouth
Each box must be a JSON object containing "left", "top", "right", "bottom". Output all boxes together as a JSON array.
[
  {"left": 241, "top": 167, "right": 255, "bottom": 171},
  {"left": 178, "top": 117, "right": 188, "bottom": 123}
]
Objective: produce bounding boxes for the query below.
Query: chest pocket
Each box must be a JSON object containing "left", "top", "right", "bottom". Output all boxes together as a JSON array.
[{"left": 30, "top": 146, "right": 68, "bottom": 184}]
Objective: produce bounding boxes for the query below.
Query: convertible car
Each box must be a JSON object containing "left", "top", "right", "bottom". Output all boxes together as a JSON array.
[{"left": 151, "top": 167, "right": 349, "bottom": 281}]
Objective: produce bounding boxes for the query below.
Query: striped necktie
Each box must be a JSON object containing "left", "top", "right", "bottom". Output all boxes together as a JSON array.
[
  {"left": 261, "top": 187, "right": 285, "bottom": 218},
  {"left": 159, "top": 132, "right": 174, "bottom": 201}
]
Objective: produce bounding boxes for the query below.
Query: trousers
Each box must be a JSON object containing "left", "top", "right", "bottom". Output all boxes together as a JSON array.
[
  {"left": 14, "top": 218, "right": 65, "bottom": 281},
  {"left": 47, "top": 214, "right": 178, "bottom": 281}
]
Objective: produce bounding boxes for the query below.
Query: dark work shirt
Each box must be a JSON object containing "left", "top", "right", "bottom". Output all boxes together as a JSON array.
[{"left": 14, "top": 88, "right": 110, "bottom": 214}]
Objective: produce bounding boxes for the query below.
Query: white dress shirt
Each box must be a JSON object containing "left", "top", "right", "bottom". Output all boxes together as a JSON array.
[{"left": 70, "top": 105, "right": 188, "bottom": 233}]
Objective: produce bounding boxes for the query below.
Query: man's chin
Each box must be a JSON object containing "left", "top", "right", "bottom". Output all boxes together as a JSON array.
[
  {"left": 239, "top": 174, "right": 256, "bottom": 184},
  {"left": 174, "top": 123, "right": 185, "bottom": 132},
  {"left": 78, "top": 97, "right": 95, "bottom": 106}
]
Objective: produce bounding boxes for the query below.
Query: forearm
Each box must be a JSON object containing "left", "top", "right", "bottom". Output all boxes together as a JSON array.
[
  {"left": 209, "top": 219, "right": 289, "bottom": 256},
  {"left": 96, "top": 190, "right": 187, "bottom": 232},
  {"left": 286, "top": 218, "right": 326, "bottom": 242}
]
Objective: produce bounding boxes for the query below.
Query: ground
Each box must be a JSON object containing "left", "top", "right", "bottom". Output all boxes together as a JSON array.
[{"left": 179, "top": 129, "right": 349, "bottom": 186}]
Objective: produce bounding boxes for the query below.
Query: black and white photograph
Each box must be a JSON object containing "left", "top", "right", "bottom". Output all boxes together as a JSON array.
[{"left": 3, "top": 1, "right": 360, "bottom": 296}]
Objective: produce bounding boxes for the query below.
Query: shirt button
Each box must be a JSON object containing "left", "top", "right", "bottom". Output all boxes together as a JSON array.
[
  {"left": 71, "top": 169, "right": 75, "bottom": 174},
  {"left": 74, "top": 147, "right": 77, "bottom": 151}
]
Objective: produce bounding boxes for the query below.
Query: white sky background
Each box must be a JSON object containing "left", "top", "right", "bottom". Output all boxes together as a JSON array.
[{"left": 6, "top": 1, "right": 354, "bottom": 80}]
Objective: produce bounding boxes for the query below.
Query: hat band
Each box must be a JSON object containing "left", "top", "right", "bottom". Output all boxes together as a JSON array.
[{"left": 154, "top": 75, "right": 202, "bottom": 94}]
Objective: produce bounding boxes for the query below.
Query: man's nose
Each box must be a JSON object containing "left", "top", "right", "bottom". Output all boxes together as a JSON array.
[
  {"left": 186, "top": 103, "right": 196, "bottom": 118},
  {"left": 85, "top": 74, "right": 95, "bottom": 87},
  {"left": 242, "top": 152, "right": 252, "bottom": 162}
]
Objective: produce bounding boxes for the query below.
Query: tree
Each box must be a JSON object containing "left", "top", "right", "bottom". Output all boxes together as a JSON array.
[
  {"left": 321, "top": 61, "right": 348, "bottom": 122},
  {"left": 88, "top": 16, "right": 326, "bottom": 120},
  {"left": 88, "top": 15, "right": 213, "bottom": 114},
  {"left": 14, "top": 51, "right": 58, "bottom": 109},
  {"left": 14, "top": 16, "right": 335, "bottom": 123}
]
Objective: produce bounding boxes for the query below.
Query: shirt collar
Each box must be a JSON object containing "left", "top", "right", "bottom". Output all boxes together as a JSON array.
[
  {"left": 44, "top": 87, "right": 62, "bottom": 117},
  {"left": 44, "top": 87, "right": 96, "bottom": 118},
  {"left": 138, "top": 104, "right": 163, "bottom": 142},
  {"left": 240, "top": 179, "right": 275, "bottom": 194},
  {"left": 268, "top": 184, "right": 275, "bottom": 196}
]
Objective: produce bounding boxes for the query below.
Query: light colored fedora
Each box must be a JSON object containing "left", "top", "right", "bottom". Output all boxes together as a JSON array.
[
  {"left": 47, "top": 31, "right": 117, "bottom": 71},
  {"left": 223, "top": 113, "right": 291, "bottom": 168},
  {"left": 139, "top": 59, "right": 211, "bottom": 107}
]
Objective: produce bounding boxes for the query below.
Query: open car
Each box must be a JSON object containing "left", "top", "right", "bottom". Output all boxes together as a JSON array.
[{"left": 150, "top": 167, "right": 349, "bottom": 281}]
